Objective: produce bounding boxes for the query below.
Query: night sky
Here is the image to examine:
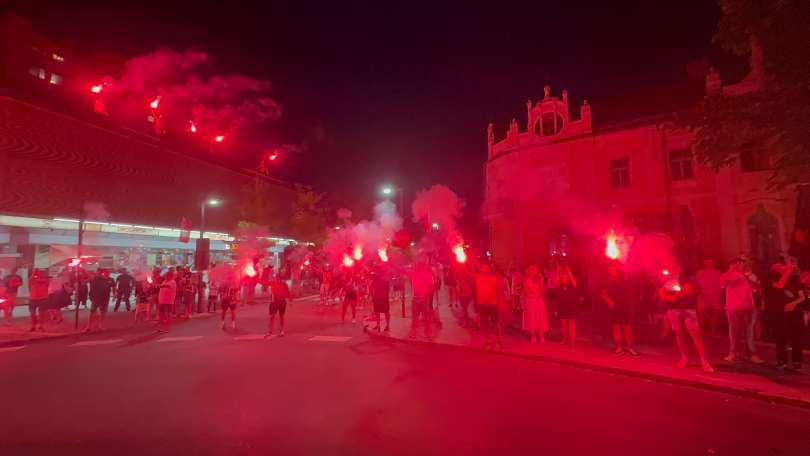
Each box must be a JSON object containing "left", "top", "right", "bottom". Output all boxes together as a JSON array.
[{"left": 4, "top": 1, "right": 726, "bottom": 226}]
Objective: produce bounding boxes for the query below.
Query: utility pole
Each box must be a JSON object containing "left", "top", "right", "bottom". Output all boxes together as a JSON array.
[{"left": 74, "top": 210, "right": 84, "bottom": 329}]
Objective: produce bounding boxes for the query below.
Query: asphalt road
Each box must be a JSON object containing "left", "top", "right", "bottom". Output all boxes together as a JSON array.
[{"left": 3, "top": 297, "right": 810, "bottom": 455}]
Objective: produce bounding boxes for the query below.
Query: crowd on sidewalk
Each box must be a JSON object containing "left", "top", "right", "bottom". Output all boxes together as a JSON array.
[
  {"left": 0, "top": 262, "right": 299, "bottom": 339},
  {"left": 313, "top": 253, "right": 809, "bottom": 374}
]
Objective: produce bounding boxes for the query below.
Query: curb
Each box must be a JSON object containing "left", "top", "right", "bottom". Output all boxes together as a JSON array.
[{"left": 364, "top": 329, "right": 810, "bottom": 410}]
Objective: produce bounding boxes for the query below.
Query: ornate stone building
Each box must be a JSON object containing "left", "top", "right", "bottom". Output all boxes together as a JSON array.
[{"left": 484, "top": 71, "right": 798, "bottom": 272}]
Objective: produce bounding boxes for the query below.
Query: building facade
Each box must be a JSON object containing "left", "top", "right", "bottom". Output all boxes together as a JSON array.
[
  {"left": 0, "top": 14, "right": 299, "bottom": 284},
  {"left": 484, "top": 75, "right": 798, "bottom": 273}
]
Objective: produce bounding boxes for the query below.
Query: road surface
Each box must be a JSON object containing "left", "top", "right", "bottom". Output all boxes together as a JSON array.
[{"left": 3, "top": 296, "right": 809, "bottom": 455}]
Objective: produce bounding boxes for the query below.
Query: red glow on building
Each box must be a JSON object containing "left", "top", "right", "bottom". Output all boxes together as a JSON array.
[
  {"left": 342, "top": 254, "right": 355, "bottom": 267},
  {"left": 352, "top": 245, "right": 363, "bottom": 261},
  {"left": 214, "top": 135, "right": 225, "bottom": 143},
  {"left": 452, "top": 244, "right": 467, "bottom": 264}
]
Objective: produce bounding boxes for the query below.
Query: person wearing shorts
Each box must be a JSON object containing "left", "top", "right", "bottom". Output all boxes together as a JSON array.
[
  {"left": 408, "top": 261, "right": 435, "bottom": 338},
  {"left": 87, "top": 269, "right": 114, "bottom": 331},
  {"left": 267, "top": 275, "right": 289, "bottom": 337},
  {"left": 28, "top": 269, "right": 50, "bottom": 331},
  {"left": 220, "top": 285, "right": 238, "bottom": 330},
  {"left": 370, "top": 267, "right": 391, "bottom": 332},
  {"left": 156, "top": 270, "right": 177, "bottom": 333},
  {"left": 660, "top": 278, "right": 713, "bottom": 372},
  {"left": 602, "top": 265, "right": 638, "bottom": 356},
  {"left": 474, "top": 264, "right": 502, "bottom": 349}
]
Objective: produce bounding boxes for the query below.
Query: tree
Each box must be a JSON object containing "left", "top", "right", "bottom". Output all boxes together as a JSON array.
[
  {"left": 290, "top": 184, "right": 327, "bottom": 244},
  {"left": 239, "top": 178, "right": 292, "bottom": 235},
  {"left": 687, "top": 0, "right": 810, "bottom": 187}
]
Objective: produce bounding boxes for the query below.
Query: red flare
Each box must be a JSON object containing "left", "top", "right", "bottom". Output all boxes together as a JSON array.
[
  {"left": 342, "top": 254, "right": 355, "bottom": 267},
  {"left": 68, "top": 258, "right": 82, "bottom": 267},
  {"left": 189, "top": 121, "right": 198, "bottom": 133},
  {"left": 303, "top": 259, "right": 310, "bottom": 266},
  {"left": 605, "top": 230, "right": 620, "bottom": 260},
  {"left": 452, "top": 244, "right": 467, "bottom": 264},
  {"left": 149, "top": 97, "right": 160, "bottom": 109},
  {"left": 269, "top": 153, "right": 278, "bottom": 161},
  {"left": 146, "top": 276, "right": 154, "bottom": 284},
  {"left": 352, "top": 245, "right": 363, "bottom": 261},
  {"left": 243, "top": 262, "right": 257, "bottom": 277},
  {"left": 377, "top": 247, "right": 389, "bottom": 263},
  {"left": 90, "top": 84, "right": 103, "bottom": 94},
  {"left": 214, "top": 135, "right": 225, "bottom": 143}
]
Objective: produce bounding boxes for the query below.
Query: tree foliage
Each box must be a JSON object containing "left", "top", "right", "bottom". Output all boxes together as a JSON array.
[{"left": 688, "top": 0, "right": 810, "bottom": 187}]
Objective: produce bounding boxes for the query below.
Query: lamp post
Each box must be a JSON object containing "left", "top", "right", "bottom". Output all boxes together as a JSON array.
[
  {"left": 197, "top": 198, "right": 220, "bottom": 312},
  {"left": 380, "top": 184, "right": 406, "bottom": 317},
  {"left": 380, "top": 185, "right": 404, "bottom": 216}
]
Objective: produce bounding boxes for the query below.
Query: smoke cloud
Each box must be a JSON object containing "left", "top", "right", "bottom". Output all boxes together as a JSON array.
[
  {"left": 104, "top": 47, "right": 281, "bottom": 137},
  {"left": 323, "top": 201, "right": 402, "bottom": 263},
  {"left": 411, "top": 184, "right": 465, "bottom": 239}
]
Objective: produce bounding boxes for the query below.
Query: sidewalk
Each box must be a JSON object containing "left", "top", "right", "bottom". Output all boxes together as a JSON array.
[{"left": 365, "top": 301, "right": 810, "bottom": 408}]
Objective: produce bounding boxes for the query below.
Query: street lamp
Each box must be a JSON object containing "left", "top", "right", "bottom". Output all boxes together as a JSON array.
[
  {"left": 197, "top": 198, "right": 221, "bottom": 312},
  {"left": 379, "top": 184, "right": 404, "bottom": 215},
  {"left": 200, "top": 198, "right": 221, "bottom": 239}
]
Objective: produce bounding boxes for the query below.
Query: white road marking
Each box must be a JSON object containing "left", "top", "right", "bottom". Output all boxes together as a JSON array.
[
  {"left": 309, "top": 336, "right": 352, "bottom": 342},
  {"left": 0, "top": 345, "right": 25, "bottom": 352},
  {"left": 695, "top": 375, "right": 732, "bottom": 383},
  {"left": 158, "top": 336, "right": 203, "bottom": 343},
  {"left": 234, "top": 334, "right": 269, "bottom": 341},
  {"left": 70, "top": 339, "right": 123, "bottom": 347}
]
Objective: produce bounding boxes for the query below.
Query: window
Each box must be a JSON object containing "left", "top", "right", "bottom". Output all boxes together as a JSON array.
[
  {"left": 534, "top": 112, "right": 565, "bottom": 136},
  {"left": 669, "top": 149, "right": 693, "bottom": 180},
  {"left": 48, "top": 72, "right": 63, "bottom": 85},
  {"left": 28, "top": 66, "right": 46, "bottom": 80},
  {"left": 740, "top": 149, "right": 770, "bottom": 172},
  {"left": 609, "top": 158, "right": 630, "bottom": 188}
]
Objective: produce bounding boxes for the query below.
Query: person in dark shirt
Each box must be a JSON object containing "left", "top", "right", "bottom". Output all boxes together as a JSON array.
[
  {"left": 660, "top": 278, "right": 714, "bottom": 372},
  {"left": 114, "top": 269, "right": 135, "bottom": 312},
  {"left": 371, "top": 266, "right": 391, "bottom": 332},
  {"left": 602, "top": 265, "right": 638, "bottom": 356},
  {"left": 87, "top": 269, "right": 114, "bottom": 331},
  {"left": 763, "top": 260, "right": 805, "bottom": 369},
  {"left": 2, "top": 268, "right": 22, "bottom": 324}
]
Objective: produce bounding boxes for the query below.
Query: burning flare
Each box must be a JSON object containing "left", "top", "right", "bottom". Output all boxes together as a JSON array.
[
  {"left": 189, "top": 121, "right": 198, "bottom": 133},
  {"left": 352, "top": 245, "right": 363, "bottom": 261},
  {"left": 68, "top": 258, "right": 82, "bottom": 267},
  {"left": 243, "top": 262, "right": 257, "bottom": 277},
  {"left": 149, "top": 96, "right": 160, "bottom": 109},
  {"left": 605, "top": 230, "right": 620, "bottom": 260},
  {"left": 146, "top": 276, "right": 154, "bottom": 284},
  {"left": 90, "top": 84, "right": 104, "bottom": 94},
  {"left": 452, "top": 244, "right": 467, "bottom": 264},
  {"left": 342, "top": 254, "right": 355, "bottom": 267},
  {"left": 377, "top": 247, "right": 389, "bottom": 263},
  {"left": 214, "top": 135, "right": 225, "bottom": 143}
]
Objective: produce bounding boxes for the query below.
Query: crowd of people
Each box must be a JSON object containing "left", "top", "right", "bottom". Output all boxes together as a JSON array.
[
  {"left": 310, "top": 252, "right": 809, "bottom": 372},
  {"left": 3, "top": 251, "right": 808, "bottom": 372}
]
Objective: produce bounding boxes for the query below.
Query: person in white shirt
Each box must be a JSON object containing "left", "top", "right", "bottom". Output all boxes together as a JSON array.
[
  {"left": 157, "top": 270, "right": 177, "bottom": 333},
  {"left": 719, "top": 258, "right": 763, "bottom": 363}
]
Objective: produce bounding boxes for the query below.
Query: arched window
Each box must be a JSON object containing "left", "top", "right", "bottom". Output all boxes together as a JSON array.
[{"left": 534, "top": 112, "right": 564, "bottom": 136}]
